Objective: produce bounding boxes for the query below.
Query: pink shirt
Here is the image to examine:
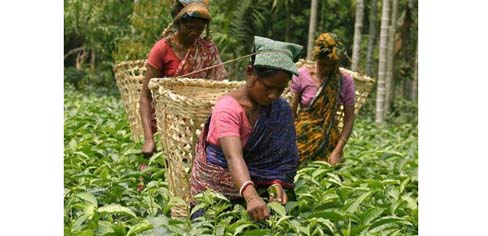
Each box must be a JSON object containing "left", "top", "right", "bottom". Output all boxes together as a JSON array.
[
  {"left": 147, "top": 38, "right": 181, "bottom": 76},
  {"left": 290, "top": 66, "right": 356, "bottom": 107},
  {"left": 207, "top": 96, "right": 252, "bottom": 147}
]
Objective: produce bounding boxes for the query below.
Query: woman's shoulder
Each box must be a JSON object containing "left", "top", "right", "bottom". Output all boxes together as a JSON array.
[
  {"left": 150, "top": 38, "right": 171, "bottom": 51},
  {"left": 215, "top": 95, "right": 243, "bottom": 111},
  {"left": 216, "top": 95, "right": 238, "bottom": 104},
  {"left": 293, "top": 66, "right": 313, "bottom": 84},
  {"left": 297, "top": 65, "right": 311, "bottom": 75},
  {"left": 339, "top": 69, "right": 353, "bottom": 80}
]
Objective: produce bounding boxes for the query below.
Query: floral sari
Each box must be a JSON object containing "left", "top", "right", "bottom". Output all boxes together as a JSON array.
[{"left": 295, "top": 71, "right": 343, "bottom": 163}]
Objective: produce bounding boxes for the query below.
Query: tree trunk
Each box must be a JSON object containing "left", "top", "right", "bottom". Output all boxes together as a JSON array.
[
  {"left": 411, "top": 43, "right": 418, "bottom": 100},
  {"left": 319, "top": 0, "right": 327, "bottom": 32},
  {"left": 76, "top": 47, "right": 87, "bottom": 70},
  {"left": 365, "top": 0, "right": 378, "bottom": 77},
  {"left": 306, "top": 0, "right": 318, "bottom": 60},
  {"left": 351, "top": 0, "right": 365, "bottom": 72},
  {"left": 384, "top": 0, "right": 398, "bottom": 115},
  {"left": 375, "top": 0, "right": 390, "bottom": 125}
]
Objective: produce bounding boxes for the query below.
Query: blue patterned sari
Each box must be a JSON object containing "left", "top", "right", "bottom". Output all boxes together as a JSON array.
[{"left": 190, "top": 98, "right": 299, "bottom": 200}]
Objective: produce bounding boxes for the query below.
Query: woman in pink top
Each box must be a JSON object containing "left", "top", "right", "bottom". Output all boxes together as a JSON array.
[
  {"left": 139, "top": 0, "right": 227, "bottom": 157},
  {"left": 292, "top": 32, "right": 356, "bottom": 165},
  {"left": 191, "top": 36, "right": 302, "bottom": 221}
]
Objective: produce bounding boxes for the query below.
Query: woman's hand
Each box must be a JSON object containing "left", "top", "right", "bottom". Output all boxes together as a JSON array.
[
  {"left": 268, "top": 184, "right": 288, "bottom": 205},
  {"left": 141, "top": 139, "right": 156, "bottom": 157},
  {"left": 246, "top": 195, "right": 270, "bottom": 221},
  {"left": 328, "top": 151, "right": 342, "bottom": 165}
]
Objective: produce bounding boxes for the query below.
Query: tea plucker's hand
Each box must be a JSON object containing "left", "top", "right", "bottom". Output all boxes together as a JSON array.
[
  {"left": 245, "top": 193, "right": 270, "bottom": 221},
  {"left": 328, "top": 150, "right": 342, "bottom": 165},
  {"left": 268, "top": 183, "right": 288, "bottom": 205},
  {"left": 141, "top": 139, "right": 156, "bottom": 158}
]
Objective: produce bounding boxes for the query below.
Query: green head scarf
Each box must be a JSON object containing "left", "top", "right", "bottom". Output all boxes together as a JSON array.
[{"left": 252, "top": 36, "right": 303, "bottom": 76}]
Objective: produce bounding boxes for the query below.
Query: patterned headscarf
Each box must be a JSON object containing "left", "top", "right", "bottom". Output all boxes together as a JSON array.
[
  {"left": 178, "top": 0, "right": 209, "bottom": 6},
  {"left": 312, "top": 33, "right": 347, "bottom": 62},
  {"left": 174, "top": 0, "right": 212, "bottom": 21},
  {"left": 253, "top": 36, "right": 303, "bottom": 76}
]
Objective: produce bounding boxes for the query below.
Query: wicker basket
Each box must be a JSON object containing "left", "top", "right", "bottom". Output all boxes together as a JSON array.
[
  {"left": 148, "top": 78, "right": 245, "bottom": 218},
  {"left": 294, "top": 59, "right": 375, "bottom": 130},
  {"left": 113, "top": 59, "right": 147, "bottom": 141},
  {"left": 114, "top": 59, "right": 374, "bottom": 141}
]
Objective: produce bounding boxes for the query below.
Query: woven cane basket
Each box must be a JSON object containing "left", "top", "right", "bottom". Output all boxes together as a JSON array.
[
  {"left": 148, "top": 78, "right": 245, "bottom": 218},
  {"left": 113, "top": 59, "right": 147, "bottom": 141},
  {"left": 294, "top": 59, "right": 375, "bottom": 130}
]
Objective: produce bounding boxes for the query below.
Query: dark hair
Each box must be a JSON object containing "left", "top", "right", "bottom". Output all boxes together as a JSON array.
[{"left": 249, "top": 52, "right": 293, "bottom": 78}]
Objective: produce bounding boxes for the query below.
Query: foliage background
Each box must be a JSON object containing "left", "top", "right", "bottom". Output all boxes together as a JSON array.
[{"left": 64, "top": 0, "right": 418, "bottom": 101}]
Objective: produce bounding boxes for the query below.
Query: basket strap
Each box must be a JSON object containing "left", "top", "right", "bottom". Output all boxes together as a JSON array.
[{"left": 176, "top": 49, "right": 291, "bottom": 78}]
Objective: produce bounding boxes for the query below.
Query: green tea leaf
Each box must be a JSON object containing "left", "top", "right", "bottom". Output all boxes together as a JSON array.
[
  {"left": 268, "top": 202, "right": 286, "bottom": 217},
  {"left": 243, "top": 229, "right": 272, "bottom": 236},
  {"left": 360, "top": 207, "right": 384, "bottom": 225},
  {"left": 232, "top": 223, "right": 254, "bottom": 236},
  {"left": 284, "top": 201, "right": 298, "bottom": 214},
  {"left": 98, "top": 204, "right": 137, "bottom": 218},
  {"left": 83, "top": 204, "right": 96, "bottom": 220},
  {"left": 72, "top": 215, "right": 88, "bottom": 232},
  {"left": 74, "top": 151, "right": 90, "bottom": 159},
  {"left": 96, "top": 221, "right": 114, "bottom": 235},
  {"left": 346, "top": 191, "right": 373, "bottom": 213},
  {"left": 306, "top": 210, "right": 344, "bottom": 221},
  {"left": 402, "top": 195, "right": 418, "bottom": 210},
  {"left": 78, "top": 229, "right": 94, "bottom": 236},
  {"left": 315, "top": 218, "right": 337, "bottom": 235},
  {"left": 215, "top": 225, "right": 225, "bottom": 236},
  {"left": 127, "top": 220, "right": 152, "bottom": 235},
  {"left": 369, "top": 216, "right": 412, "bottom": 231},
  {"left": 77, "top": 192, "right": 97, "bottom": 206}
]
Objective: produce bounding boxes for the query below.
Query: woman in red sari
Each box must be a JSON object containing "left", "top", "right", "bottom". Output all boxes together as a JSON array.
[{"left": 139, "top": 0, "right": 227, "bottom": 157}]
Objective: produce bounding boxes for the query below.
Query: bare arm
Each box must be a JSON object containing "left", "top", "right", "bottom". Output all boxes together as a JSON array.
[
  {"left": 139, "top": 65, "right": 161, "bottom": 157},
  {"left": 220, "top": 136, "right": 269, "bottom": 221},
  {"left": 290, "top": 91, "right": 300, "bottom": 121}
]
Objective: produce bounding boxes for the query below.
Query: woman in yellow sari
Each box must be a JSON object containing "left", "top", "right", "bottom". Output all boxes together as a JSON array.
[{"left": 291, "top": 33, "right": 356, "bottom": 165}]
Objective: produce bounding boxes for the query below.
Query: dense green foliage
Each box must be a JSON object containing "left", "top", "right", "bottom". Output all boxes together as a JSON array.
[
  {"left": 64, "top": 0, "right": 417, "bottom": 95},
  {"left": 64, "top": 84, "right": 417, "bottom": 235}
]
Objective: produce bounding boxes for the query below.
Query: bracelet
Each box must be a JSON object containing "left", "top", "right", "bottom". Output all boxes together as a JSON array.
[
  {"left": 245, "top": 194, "right": 260, "bottom": 204},
  {"left": 340, "top": 137, "right": 347, "bottom": 143},
  {"left": 239, "top": 180, "right": 255, "bottom": 197}
]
